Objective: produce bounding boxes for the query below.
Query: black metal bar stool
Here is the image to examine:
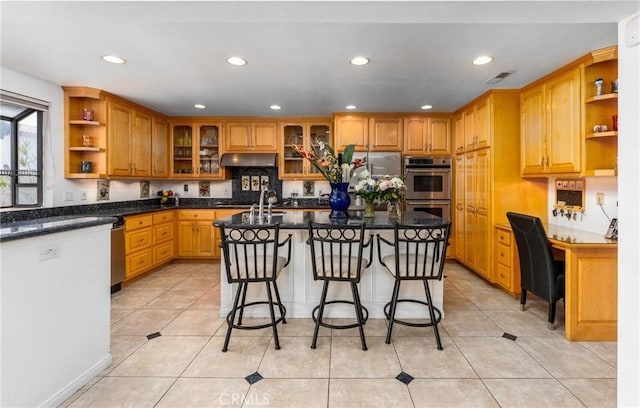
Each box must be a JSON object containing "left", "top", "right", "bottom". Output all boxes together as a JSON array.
[
  {"left": 307, "top": 221, "right": 373, "bottom": 350},
  {"left": 376, "top": 221, "right": 451, "bottom": 349},
  {"left": 218, "top": 223, "right": 292, "bottom": 352}
]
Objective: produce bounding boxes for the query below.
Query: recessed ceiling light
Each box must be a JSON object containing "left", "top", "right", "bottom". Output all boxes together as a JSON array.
[
  {"left": 101, "top": 55, "right": 126, "bottom": 64},
  {"left": 421, "top": 105, "right": 433, "bottom": 110},
  {"left": 270, "top": 105, "right": 282, "bottom": 110},
  {"left": 194, "top": 104, "right": 206, "bottom": 109},
  {"left": 473, "top": 55, "right": 494, "bottom": 65},
  {"left": 227, "top": 56, "right": 247, "bottom": 66},
  {"left": 345, "top": 105, "right": 357, "bottom": 110},
  {"left": 350, "top": 56, "right": 369, "bottom": 66}
]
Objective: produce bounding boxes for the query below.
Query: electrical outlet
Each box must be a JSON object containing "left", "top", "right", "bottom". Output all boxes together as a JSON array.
[
  {"left": 596, "top": 192, "right": 604, "bottom": 206},
  {"left": 63, "top": 191, "right": 73, "bottom": 201},
  {"left": 39, "top": 246, "right": 60, "bottom": 261},
  {"left": 80, "top": 191, "right": 87, "bottom": 200}
]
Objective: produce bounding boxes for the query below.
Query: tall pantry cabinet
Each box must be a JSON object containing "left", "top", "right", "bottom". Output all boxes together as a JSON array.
[{"left": 454, "top": 90, "right": 547, "bottom": 292}]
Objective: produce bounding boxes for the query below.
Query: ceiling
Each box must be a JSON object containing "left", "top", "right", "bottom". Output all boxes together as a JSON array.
[{"left": 1, "top": 1, "right": 637, "bottom": 117}]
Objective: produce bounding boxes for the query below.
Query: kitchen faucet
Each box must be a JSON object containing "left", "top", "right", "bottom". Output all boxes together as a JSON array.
[{"left": 258, "top": 185, "right": 276, "bottom": 220}]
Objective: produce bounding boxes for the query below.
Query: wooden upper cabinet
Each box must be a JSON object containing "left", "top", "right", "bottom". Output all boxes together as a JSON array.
[
  {"left": 545, "top": 66, "right": 581, "bottom": 174},
  {"left": 368, "top": 116, "right": 402, "bottom": 151},
  {"left": 224, "top": 121, "right": 277, "bottom": 152},
  {"left": 151, "top": 116, "right": 169, "bottom": 177},
  {"left": 132, "top": 110, "right": 152, "bottom": 177},
  {"left": 403, "top": 116, "right": 451, "bottom": 156},
  {"left": 279, "top": 119, "right": 332, "bottom": 179},
  {"left": 107, "top": 101, "right": 133, "bottom": 177},
  {"left": 520, "top": 85, "right": 547, "bottom": 175},
  {"left": 464, "top": 96, "right": 491, "bottom": 151},
  {"left": 520, "top": 65, "right": 582, "bottom": 176},
  {"left": 170, "top": 120, "right": 225, "bottom": 178},
  {"left": 334, "top": 115, "right": 368, "bottom": 151},
  {"left": 454, "top": 112, "right": 465, "bottom": 154}
]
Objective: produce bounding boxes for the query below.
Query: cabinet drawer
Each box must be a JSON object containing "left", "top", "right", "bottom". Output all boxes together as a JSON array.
[
  {"left": 125, "top": 228, "right": 152, "bottom": 252},
  {"left": 153, "top": 211, "right": 175, "bottom": 224},
  {"left": 153, "top": 241, "right": 175, "bottom": 266},
  {"left": 495, "top": 262, "right": 512, "bottom": 289},
  {"left": 178, "top": 210, "right": 215, "bottom": 220},
  {"left": 126, "top": 249, "right": 152, "bottom": 279},
  {"left": 496, "top": 229, "right": 511, "bottom": 246},
  {"left": 153, "top": 223, "right": 174, "bottom": 245},
  {"left": 496, "top": 242, "right": 512, "bottom": 268},
  {"left": 125, "top": 214, "right": 153, "bottom": 231}
]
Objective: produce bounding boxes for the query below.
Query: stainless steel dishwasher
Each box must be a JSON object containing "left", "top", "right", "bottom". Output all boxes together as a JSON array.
[{"left": 111, "top": 218, "right": 126, "bottom": 293}]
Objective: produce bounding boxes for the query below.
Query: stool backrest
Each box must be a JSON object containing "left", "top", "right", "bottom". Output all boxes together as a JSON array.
[
  {"left": 307, "top": 222, "right": 367, "bottom": 282},
  {"left": 218, "top": 224, "right": 281, "bottom": 283},
  {"left": 391, "top": 222, "right": 451, "bottom": 280}
]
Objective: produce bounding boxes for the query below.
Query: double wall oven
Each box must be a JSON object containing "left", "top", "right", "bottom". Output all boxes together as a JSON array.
[{"left": 404, "top": 156, "right": 452, "bottom": 220}]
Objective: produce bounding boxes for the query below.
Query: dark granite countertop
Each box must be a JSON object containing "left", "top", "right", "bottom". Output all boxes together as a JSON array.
[
  {"left": 0, "top": 198, "right": 331, "bottom": 242},
  {"left": 214, "top": 210, "right": 449, "bottom": 229}
]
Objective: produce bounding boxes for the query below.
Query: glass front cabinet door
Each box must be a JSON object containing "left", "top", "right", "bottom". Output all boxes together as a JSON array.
[
  {"left": 171, "top": 121, "right": 224, "bottom": 178},
  {"left": 279, "top": 120, "right": 332, "bottom": 179}
]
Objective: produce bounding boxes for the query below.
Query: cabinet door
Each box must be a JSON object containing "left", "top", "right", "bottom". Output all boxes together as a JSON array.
[
  {"left": 464, "top": 153, "right": 476, "bottom": 268},
  {"left": 454, "top": 155, "right": 465, "bottom": 261},
  {"left": 225, "top": 122, "right": 252, "bottom": 151},
  {"left": 152, "top": 117, "right": 169, "bottom": 177},
  {"left": 464, "top": 108, "right": 476, "bottom": 151},
  {"left": 546, "top": 67, "right": 582, "bottom": 174},
  {"left": 198, "top": 123, "right": 222, "bottom": 176},
  {"left": 403, "top": 117, "right": 427, "bottom": 155},
  {"left": 428, "top": 117, "right": 451, "bottom": 155},
  {"left": 177, "top": 221, "right": 197, "bottom": 257},
  {"left": 334, "top": 115, "right": 368, "bottom": 151},
  {"left": 253, "top": 122, "right": 278, "bottom": 152},
  {"left": 369, "top": 117, "right": 402, "bottom": 151},
  {"left": 132, "top": 110, "right": 152, "bottom": 177},
  {"left": 307, "top": 123, "right": 332, "bottom": 177},
  {"left": 474, "top": 149, "right": 491, "bottom": 279},
  {"left": 108, "top": 101, "right": 133, "bottom": 176},
  {"left": 520, "top": 86, "right": 547, "bottom": 175},
  {"left": 454, "top": 113, "right": 465, "bottom": 154},
  {"left": 195, "top": 220, "right": 216, "bottom": 257},
  {"left": 281, "top": 123, "right": 305, "bottom": 178},
  {"left": 474, "top": 98, "right": 491, "bottom": 149},
  {"left": 172, "top": 124, "right": 194, "bottom": 176}
]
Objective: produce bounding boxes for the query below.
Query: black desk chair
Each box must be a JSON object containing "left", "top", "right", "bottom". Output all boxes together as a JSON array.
[
  {"left": 507, "top": 212, "right": 565, "bottom": 329},
  {"left": 218, "top": 223, "right": 292, "bottom": 351},
  {"left": 377, "top": 222, "right": 451, "bottom": 349},
  {"left": 307, "top": 222, "right": 373, "bottom": 350}
]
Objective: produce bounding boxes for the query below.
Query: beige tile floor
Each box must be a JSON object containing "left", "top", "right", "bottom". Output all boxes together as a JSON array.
[{"left": 61, "top": 261, "right": 617, "bottom": 407}]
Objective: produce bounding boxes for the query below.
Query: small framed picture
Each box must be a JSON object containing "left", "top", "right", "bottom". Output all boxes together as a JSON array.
[
  {"left": 139, "top": 181, "right": 150, "bottom": 198},
  {"left": 199, "top": 181, "right": 211, "bottom": 197},
  {"left": 303, "top": 180, "right": 315, "bottom": 197},
  {"left": 242, "top": 176, "right": 250, "bottom": 191},
  {"left": 251, "top": 176, "right": 260, "bottom": 191},
  {"left": 261, "top": 175, "right": 270, "bottom": 189}
]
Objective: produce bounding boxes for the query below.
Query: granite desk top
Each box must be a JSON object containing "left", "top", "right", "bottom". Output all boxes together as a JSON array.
[
  {"left": 214, "top": 210, "right": 449, "bottom": 230},
  {"left": 496, "top": 222, "right": 617, "bottom": 246}
]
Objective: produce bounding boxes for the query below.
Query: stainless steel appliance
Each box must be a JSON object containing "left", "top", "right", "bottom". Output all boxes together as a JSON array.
[
  {"left": 404, "top": 156, "right": 452, "bottom": 219},
  {"left": 405, "top": 200, "right": 451, "bottom": 221},
  {"left": 404, "top": 156, "right": 452, "bottom": 200},
  {"left": 111, "top": 217, "right": 125, "bottom": 293},
  {"left": 349, "top": 151, "right": 403, "bottom": 210}
]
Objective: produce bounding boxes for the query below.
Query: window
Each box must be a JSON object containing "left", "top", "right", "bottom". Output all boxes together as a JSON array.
[{"left": 0, "top": 90, "right": 47, "bottom": 208}]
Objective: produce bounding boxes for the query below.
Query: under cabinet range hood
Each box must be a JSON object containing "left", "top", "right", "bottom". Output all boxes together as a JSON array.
[{"left": 220, "top": 153, "right": 278, "bottom": 167}]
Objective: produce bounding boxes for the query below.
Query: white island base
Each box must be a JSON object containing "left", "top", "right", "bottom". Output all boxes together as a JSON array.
[{"left": 220, "top": 228, "right": 443, "bottom": 320}]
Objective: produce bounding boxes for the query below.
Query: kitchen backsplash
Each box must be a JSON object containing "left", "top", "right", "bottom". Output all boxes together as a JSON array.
[{"left": 230, "top": 167, "right": 282, "bottom": 203}]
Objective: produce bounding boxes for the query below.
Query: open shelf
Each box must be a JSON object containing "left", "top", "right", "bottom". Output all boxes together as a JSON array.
[
  {"left": 586, "top": 131, "right": 617, "bottom": 139},
  {"left": 585, "top": 93, "right": 618, "bottom": 104},
  {"left": 68, "top": 147, "right": 105, "bottom": 152}
]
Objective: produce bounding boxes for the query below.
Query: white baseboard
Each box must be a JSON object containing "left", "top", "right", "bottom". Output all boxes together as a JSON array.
[{"left": 40, "top": 353, "right": 112, "bottom": 408}]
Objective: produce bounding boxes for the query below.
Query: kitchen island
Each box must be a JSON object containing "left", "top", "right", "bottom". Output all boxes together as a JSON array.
[{"left": 214, "top": 210, "right": 451, "bottom": 319}]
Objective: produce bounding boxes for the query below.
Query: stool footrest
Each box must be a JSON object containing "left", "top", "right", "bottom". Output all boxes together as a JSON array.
[
  {"left": 226, "top": 300, "right": 287, "bottom": 330},
  {"left": 312, "top": 300, "right": 369, "bottom": 329},
  {"left": 383, "top": 299, "right": 441, "bottom": 327}
]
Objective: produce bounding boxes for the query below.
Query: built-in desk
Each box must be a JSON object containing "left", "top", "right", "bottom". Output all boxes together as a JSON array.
[{"left": 497, "top": 223, "right": 617, "bottom": 341}]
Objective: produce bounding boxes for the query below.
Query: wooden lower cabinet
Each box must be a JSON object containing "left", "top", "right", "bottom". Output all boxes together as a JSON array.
[
  {"left": 493, "top": 225, "right": 520, "bottom": 296},
  {"left": 177, "top": 210, "right": 217, "bottom": 258},
  {"left": 124, "top": 214, "right": 153, "bottom": 280},
  {"left": 212, "top": 209, "right": 243, "bottom": 258},
  {"left": 124, "top": 210, "right": 176, "bottom": 282}
]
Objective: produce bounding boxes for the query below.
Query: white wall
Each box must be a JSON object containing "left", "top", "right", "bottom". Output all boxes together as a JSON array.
[
  {"left": 617, "top": 11, "right": 640, "bottom": 408},
  {"left": 547, "top": 176, "right": 618, "bottom": 234}
]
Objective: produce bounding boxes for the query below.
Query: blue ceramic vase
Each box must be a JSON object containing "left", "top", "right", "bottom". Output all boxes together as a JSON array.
[{"left": 329, "top": 182, "right": 350, "bottom": 219}]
